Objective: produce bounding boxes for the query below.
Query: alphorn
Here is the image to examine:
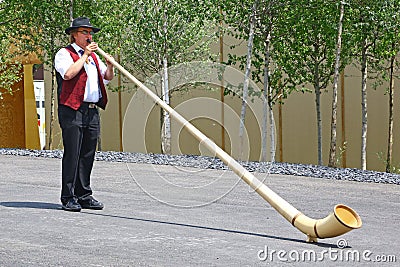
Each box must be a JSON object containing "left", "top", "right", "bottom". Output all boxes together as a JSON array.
[{"left": 94, "top": 42, "right": 362, "bottom": 242}]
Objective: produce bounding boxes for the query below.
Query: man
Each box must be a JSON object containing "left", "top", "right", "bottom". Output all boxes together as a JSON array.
[{"left": 55, "top": 17, "right": 114, "bottom": 212}]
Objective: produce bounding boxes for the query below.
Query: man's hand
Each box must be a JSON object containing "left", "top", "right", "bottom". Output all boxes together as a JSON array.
[
  {"left": 105, "top": 54, "right": 114, "bottom": 66},
  {"left": 84, "top": 42, "right": 98, "bottom": 56}
]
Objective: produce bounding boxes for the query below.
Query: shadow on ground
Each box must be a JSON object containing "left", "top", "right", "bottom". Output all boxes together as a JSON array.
[{"left": 0, "top": 201, "right": 61, "bottom": 210}]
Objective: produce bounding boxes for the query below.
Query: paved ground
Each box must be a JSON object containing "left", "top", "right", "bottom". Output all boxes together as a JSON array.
[{"left": 0, "top": 154, "right": 399, "bottom": 266}]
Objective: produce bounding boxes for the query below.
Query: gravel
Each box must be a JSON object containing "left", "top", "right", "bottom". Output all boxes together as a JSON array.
[{"left": 1, "top": 148, "right": 399, "bottom": 185}]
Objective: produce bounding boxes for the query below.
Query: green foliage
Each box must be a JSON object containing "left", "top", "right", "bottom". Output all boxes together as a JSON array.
[
  {"left": 0, "top": 0, "right": 35, "bottom": 95},
  {"left": 2, "top": 0, "right": 400, "bottom": 93},
  {"left": 1, "top": 0, "right": 400, "bottom": 104},
  {"left": 90, "top": 0, "right": 219, "bottom": 93},
  {"left": 0, "top": 38, "right": 22, "bottom": 98},
  {"left": 335, "top": 141, "right": 347, "bottom": 168},
  {"left": 275, "top": 0, "right": 344, "bottom": 91},
  {"left": 357, "top": 0, "right": 400, "bottom": 89},
  {"left": 377, "top": 151, "right": 400, "bottom": 174}
]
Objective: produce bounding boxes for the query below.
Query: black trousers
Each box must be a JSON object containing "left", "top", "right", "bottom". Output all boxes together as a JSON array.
[{"left": 58, "top": 103, "right": 100, "bottom": 203}]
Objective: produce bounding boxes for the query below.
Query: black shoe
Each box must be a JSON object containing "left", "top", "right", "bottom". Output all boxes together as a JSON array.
[
  {"left": 62, "top": 198, "right": 81, "bottom": 212},
  {"left": 78, "top": 196, "right": 104, "bottom": 210}
]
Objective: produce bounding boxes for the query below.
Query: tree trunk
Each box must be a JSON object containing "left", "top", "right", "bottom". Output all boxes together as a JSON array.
[
  {"left": 314, "top": 63, "right": 322, "bottom": 166},
  {"left": 269, "top": 103, "right": 276, "bottom": 162},
  {"left": 48, "top": 38, "right": 56, "bottom": 150},
  {"left": 70, "top": 0, "right": 74, "bottom": 21},
  {"left": 386, "top": 46, "right": 395, "bottom": 173},
  {"left": 261, "top": 31, "right": 271, "bottom": 162},
  {"left": 239, "top": 0, "right": 257, "bottom": 160},
  {"left": 49, "top": 64, "right": 56, "bottom": 150},
  {"left": 160, "top": 3, "right": 171, "bottom": 154},
  {"left": 161, "top": 59, "right": 171, "bottom": 154},
  {"left": 328, "top": 2, "right": 344, "bottom": 167},
  {"left": 360, "top": 39, "right": 368, "bottom": 170},
  {"left": 278, "top": 93, "right": 283, "bottom": 162}
]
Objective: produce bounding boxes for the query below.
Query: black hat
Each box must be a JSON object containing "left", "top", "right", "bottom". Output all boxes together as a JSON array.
[{"left": 65, "top": 17, "right": 101, "bottom": 34}]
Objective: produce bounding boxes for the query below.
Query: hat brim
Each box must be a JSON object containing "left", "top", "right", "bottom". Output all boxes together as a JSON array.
[{"left": 65, "top": 26, "right": 101, "bottom": 35}]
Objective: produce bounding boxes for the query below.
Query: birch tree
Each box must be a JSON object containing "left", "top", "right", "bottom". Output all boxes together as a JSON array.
[
  {"left": 385, "top": 43, "right": 399, "bottom": 172},
  {"left": 222, "top": 0, "right": 261, "bottom": 160},
  {"left": 224, "top": 0, "right": 301, "bottom": 162},
  {"left": 258, "top": 1, "right": 276, "bottom": 163},
  {"left": 348, "top": 0, "right": 389, "bottom": 170},
  {"left": 161, "top": 2, "right": 171, "bottom": 154},
  {"left": 237, "top": 1, "right": 258, "bottom": 160},
  {"left": 379, "top": 1, "right": 400, "bottom": 173},
  {"left": 278, "top": 0, "right": 340, "bottom": 166},
  {"left": 121, "top": 0, "right": 218, "bottom": 154},
  {"left": 359, "top": 0, "right": 400, "bottom": 172},
  {"left": 251, "top": 0, "right": 298, "bottom": 162},
  {"left": 328, "top": 1, "right": 345, "bottom": 167}
]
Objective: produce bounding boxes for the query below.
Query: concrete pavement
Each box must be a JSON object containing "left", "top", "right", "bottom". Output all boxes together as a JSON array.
[{"left": 0, "top": 154, "right": 399, "bottom": 266}]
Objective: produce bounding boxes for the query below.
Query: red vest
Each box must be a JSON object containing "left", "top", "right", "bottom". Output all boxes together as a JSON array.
[{"left": 59, "top": 45, "right": 108, "bottom": 110}]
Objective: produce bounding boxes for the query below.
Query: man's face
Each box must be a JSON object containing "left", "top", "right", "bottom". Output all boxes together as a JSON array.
[{"left": 73, "top": 27, "right": 94, "bottom": 47}]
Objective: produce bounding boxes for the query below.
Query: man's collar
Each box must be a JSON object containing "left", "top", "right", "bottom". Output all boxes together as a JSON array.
[{"left": 71, "top": 43, "right": 83, "bottom": 53}]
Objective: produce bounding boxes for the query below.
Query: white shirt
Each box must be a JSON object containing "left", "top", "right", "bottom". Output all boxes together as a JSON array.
[{"left": 54, "top": 43, "right": 109, "bottom": 103}]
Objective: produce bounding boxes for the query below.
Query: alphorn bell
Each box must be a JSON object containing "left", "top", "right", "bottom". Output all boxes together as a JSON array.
[{"left": 92, "top": 40, "right": 362, "bottom": 242}]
